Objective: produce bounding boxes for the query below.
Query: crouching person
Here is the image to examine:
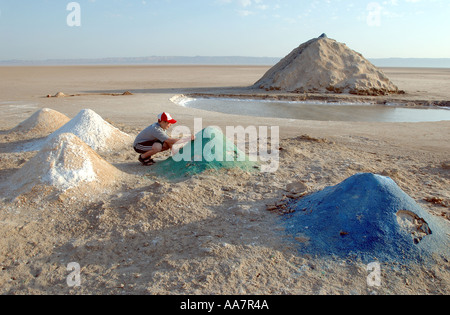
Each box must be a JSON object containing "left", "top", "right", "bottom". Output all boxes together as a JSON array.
[{"left": 133, "top": 112, "right": 180, "bottom": 166}]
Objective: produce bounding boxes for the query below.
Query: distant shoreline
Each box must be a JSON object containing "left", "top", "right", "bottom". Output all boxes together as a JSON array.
[
  {"left": 0, "top": 57, "right": 449, "bottom": 68},
  {"left": 370, "top": 58, "right": 450, "bottom": 69}
]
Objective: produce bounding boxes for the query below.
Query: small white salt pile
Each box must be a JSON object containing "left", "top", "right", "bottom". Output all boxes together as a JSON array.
[
  {"left": 47, "top": 109, "right": 133, "bottom": 153},
  {"left": 10, "top": 108, "right": 71, "bottom": 136},
  {"left": 54, "top": 92, "right": 67, "bottom": 98},
  {"left": 9, "top": 133, "right": 122, "bottom": 193},
  {"left": 254, "top": 34, "right": 400, "bottom": 96}
]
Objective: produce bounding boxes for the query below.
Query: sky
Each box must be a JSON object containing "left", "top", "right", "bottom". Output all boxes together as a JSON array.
[{"left": 0, "top": 0, "right": 449, "bottom": 60}]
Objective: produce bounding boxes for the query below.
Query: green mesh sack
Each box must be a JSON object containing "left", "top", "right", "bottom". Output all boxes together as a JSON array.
[{"left": 152, "top": 127, "right": 259, "bottom": 180}]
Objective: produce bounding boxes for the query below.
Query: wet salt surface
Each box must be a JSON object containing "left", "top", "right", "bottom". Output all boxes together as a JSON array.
[
  {"left": 179, "top": 97, "right": 450, "bottom": 123},
  {"left": 0, "top": 101, "right": 39, "bottom": 109}
]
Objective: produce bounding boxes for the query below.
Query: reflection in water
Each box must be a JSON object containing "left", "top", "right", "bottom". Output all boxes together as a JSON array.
[{"left": 180, "top": 98, "right": 450, "bottom": 123}]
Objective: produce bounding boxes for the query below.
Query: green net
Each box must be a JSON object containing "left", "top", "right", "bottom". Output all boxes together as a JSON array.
[{"left": 151, "top": 127, "right": 259, "bottom": 180}]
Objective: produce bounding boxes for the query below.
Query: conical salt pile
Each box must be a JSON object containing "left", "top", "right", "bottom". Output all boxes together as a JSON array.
[
  {"left": 153, "top": 127, "right": 258, "bottom": 179},
  {"left": 254, "top": 34, "right": 400, "bottom": 96},
  {"left": 10, "top": 108, "right": 70, "bottom": 136},
  {"left": 9, "top": 133, "right": 122, "bottom": 193},
  {"left": 284, "top": 173, "right": 450, "bottom": 263},
  {"left": 47, "top": 109, "right": 133, "bottom": 152}
]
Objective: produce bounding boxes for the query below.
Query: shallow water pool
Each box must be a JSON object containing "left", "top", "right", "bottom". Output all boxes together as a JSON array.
[{"left": 178, "top": 97, "right": 450, "bottom": 123}]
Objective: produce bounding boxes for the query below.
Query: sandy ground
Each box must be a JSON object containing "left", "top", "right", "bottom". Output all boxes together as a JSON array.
[{"left": 0, "top": 65, "right": 449, "bottom": 295}]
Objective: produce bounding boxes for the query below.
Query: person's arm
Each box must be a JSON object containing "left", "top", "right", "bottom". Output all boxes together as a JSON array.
[
  {"left": 166, "top": 135, "right": 195, "bottom": 146},
  {"left": 166, "top": 135, "right": 196, "bottom": 156},
  {"left": 164, "top": 138, "right": 180, "bottom": 146}
]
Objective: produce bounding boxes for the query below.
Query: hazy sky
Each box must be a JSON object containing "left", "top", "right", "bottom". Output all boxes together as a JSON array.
[{"left": 0, "top": 0, "right": 449, "bottom": 60}]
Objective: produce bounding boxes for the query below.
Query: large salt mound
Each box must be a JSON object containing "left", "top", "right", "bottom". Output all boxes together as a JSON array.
[
  {"left": 285, "top": 173, "right": 450, "bottom": 263},
  {"left": 8, "top": 133, "right": 122, "bottom": 193},
  {"left": 47, "top": 109, "right": 133, "bottom": 152},
  {"left": 9, "top": 108, "right": 70, "bottom": 136},
  {"left": 254, "top": 34, "right": 400, "bottom": 96}
]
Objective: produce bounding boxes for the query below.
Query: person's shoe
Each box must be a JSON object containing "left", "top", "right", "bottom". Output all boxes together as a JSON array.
[{"left": 139, "top": 155, "right": 155, "bottom": 166}]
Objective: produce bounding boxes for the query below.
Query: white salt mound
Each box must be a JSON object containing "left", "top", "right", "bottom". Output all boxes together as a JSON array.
[
  {"left": 54, "top": 92, "right": 67, "bottom": 98},
  {"left": 47, "top": 109, "right": 133, "bottom": 152},
  {"left": 10, "top": 108, "right": 71, "bottom": 136},
  {"left": 254, "top": 35, "right": 400, "bottom": 96},
  {"left": 9, "top": 133, "right": 122, "bottom": 192}
]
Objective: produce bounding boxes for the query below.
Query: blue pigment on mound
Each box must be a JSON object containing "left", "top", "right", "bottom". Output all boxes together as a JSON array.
[{"left": 284, "top": 173, "right": 450, "bottom": 263}]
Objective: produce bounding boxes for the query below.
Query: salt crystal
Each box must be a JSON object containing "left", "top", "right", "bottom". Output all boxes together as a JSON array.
[
  {"left": 7, "top": 133, "right": 122, "bottom": 194},
  {"left": 47, "top": 109, "right": 132, "bottom": 152}
]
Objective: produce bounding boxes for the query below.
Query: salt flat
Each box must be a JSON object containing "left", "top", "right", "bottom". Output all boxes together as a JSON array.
[{"left": 0, "top": 65, "right": 449, "bottom": 295}]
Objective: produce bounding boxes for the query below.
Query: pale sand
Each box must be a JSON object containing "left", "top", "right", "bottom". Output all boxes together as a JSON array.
[{"left": 0, "top": 65, "right": 449, "bottom": 295}]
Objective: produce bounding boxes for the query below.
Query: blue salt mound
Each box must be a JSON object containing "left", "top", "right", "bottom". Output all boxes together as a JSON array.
[{"left": 284, "top": 173, "right": 450, "bottom": 263}]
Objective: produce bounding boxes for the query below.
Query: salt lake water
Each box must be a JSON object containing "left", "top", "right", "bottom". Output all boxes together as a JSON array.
[{"left": 179, "top": 97, "right": 450, "bottom": 123}]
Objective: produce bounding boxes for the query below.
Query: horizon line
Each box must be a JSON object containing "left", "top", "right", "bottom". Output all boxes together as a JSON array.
[{"left": 1, "top": 56, "right": 450, "bottom": 68}]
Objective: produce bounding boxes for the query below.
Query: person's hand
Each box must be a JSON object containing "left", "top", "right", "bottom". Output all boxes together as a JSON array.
[{"left": 191, "top": 135, "right": 196, "bottom": 141}]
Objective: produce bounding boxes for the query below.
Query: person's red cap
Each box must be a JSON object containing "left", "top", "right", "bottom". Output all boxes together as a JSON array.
[{"left": 158, "top": 112, "right": 177, "bottom": 124}]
